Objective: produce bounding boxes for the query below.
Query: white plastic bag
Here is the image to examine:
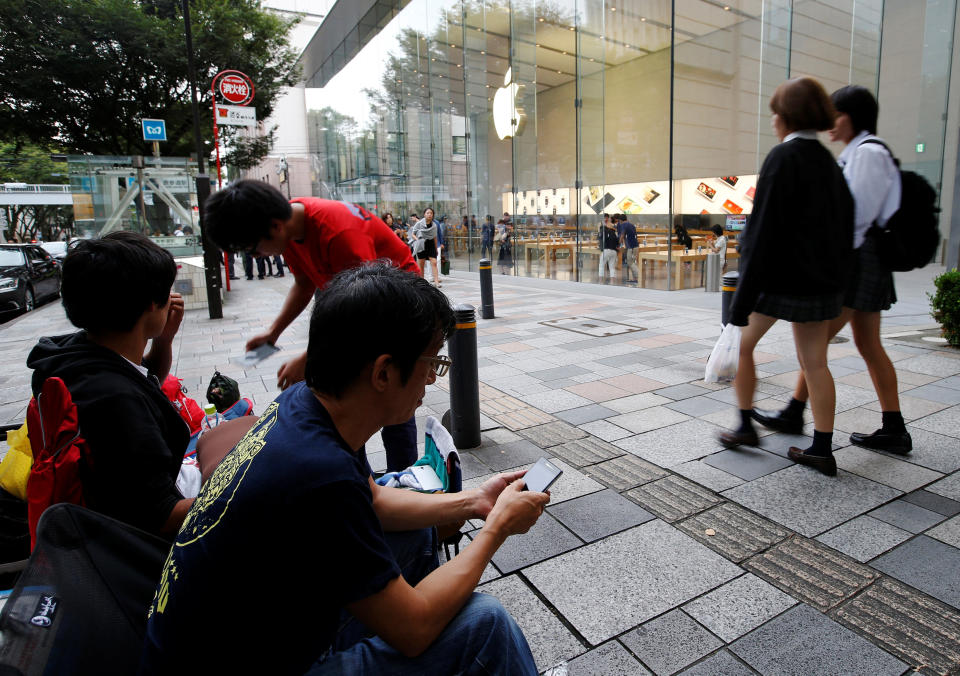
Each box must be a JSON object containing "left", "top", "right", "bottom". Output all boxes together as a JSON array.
[{"left": 704, "top": 323, "right": 742, "bottom": 383}]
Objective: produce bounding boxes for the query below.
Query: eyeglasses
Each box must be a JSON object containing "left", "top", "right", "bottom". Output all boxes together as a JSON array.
[{"left": 419, "top": 354, "right": 452, "bottom": 377}]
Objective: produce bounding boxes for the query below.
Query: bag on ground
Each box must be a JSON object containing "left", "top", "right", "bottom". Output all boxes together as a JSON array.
[
  {"left": 705, "top": 323, "right": 741, "bottom": 384},
  {"left": 206, "top": 371, "right": 241, "bottom": 413}
]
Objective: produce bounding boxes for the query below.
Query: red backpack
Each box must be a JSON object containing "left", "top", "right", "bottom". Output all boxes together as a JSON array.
[
  {"left": 160, "top": 375, "right": 205, "bottom": 436},
  {"left": 25, "top": 377, "right": 91, "bottom": 549}
]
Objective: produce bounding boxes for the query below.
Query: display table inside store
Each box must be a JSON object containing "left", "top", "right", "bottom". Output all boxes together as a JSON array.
[{"left": 638, "top": 248, "right": 740, "bottom": 289}]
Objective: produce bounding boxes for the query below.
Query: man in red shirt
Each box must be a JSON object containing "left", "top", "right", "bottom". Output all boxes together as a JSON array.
[{"left": 204, "top": 180, "right": 424, "bottom": 470}]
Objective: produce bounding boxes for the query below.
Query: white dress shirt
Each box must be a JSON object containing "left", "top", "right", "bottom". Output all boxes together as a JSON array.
[{"left": 837, "top": 130, "right": 901, "bottom": 249}]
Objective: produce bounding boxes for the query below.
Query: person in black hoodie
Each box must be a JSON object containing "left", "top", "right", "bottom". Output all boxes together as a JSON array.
[
  {"left": 719, "top": 77, "right": 854, "bottom": 477},
  {"left": 27, "top": 232, "right": 192, "bottom": 538}
]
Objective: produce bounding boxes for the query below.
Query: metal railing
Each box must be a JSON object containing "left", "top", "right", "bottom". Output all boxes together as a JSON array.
[{"left": 0, "top": 183, "right": 71, "bottom": 193}]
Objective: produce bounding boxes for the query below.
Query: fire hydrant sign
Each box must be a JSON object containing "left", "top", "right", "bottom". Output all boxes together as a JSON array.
[
  {"left": 215, "top": 104, "right": 257, "bottom": 127},
  {"left": 217, "top": 73, "right": 254, "bottom": 106}
]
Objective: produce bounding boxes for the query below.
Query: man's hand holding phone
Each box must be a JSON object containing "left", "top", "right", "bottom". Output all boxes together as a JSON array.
[{"left": 482, "top": 479, "right": 550, "bottom": 541}]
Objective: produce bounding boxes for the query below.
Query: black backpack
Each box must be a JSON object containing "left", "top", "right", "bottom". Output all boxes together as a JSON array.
[{"left": 859, "top": 139, "right": 940, "bottom": 271}]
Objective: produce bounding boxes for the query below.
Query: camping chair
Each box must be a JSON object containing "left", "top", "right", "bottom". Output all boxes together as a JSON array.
[{"left": 0, "top": 503, "right": 168, "bottom": 675}]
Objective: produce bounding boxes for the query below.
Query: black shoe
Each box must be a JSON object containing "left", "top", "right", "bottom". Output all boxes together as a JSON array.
[
  {"left": 229, "top": 275, "right": 240, "bottom": 280},
  {"left": 849, "top": 429, "right": 912, "bottom": 455},
  {"left": 245, "top": 276, "right": 253, "bottom": 281},
  {"left": 257, "top": 276, "right": 265, "bottom": 280},
  {"left": 788, "top": 447, "right": 837, "bottom": 476},
  {"left": 274, "top": 272, "right": 285, "bottom": 277},
  {"left": 718, "top": 429, "right": 759, "bottom": 448},
  {"left": 753, "top": 408, "right": 804, "bottom": 435}
]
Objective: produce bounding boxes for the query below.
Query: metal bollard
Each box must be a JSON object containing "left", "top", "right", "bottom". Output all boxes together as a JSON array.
[
  {"left": 720, "top": 270, "right": 739, "bottom": 326},
  {"left": 479, "top": 258, "right": 495, "bottom": 319},
  {"left": 704, "top": 252, "right": 720, "bottom": 292},
  {"left": 446, "top": 304, "right": 482, "bottom": 448}
]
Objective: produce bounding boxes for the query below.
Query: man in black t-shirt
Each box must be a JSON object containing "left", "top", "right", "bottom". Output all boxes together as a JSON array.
[
  {"left": 142, "top": 263, "right": 547, "bottom": 675},
  {"left": 599, "top": 213, "right": 620, "bottom": 283}
]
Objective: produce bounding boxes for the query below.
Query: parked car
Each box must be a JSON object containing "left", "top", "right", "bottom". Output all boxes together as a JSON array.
[
  {"left": 0, "top": 244, "right": 62, "bottom": 317},
  {"left": 40, "top": 240, "right": 69, "bottom": 261}
]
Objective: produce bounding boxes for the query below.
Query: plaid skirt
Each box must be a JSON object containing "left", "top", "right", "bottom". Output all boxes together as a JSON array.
[
  {"left": 754, "top": 291, "right": 843, "bottom": 323},
  {"left": 844, "top": 234, "right": 896, "bottom": 312}
]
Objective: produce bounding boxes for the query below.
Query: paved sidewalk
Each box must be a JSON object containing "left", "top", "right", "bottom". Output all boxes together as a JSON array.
[{"left": 2, "top": 265, "right": 959, "bottom": 675}]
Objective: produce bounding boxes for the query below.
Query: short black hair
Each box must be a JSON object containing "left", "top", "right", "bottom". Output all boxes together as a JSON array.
[
  {"left": 712, "top": 224, "right": 724, "bottom": 237},
  {"left": 305, "top": 262, "right": 455, "bottom": 398},
  {"left": 203, "top": 180, "right": 292, "bottom": 252},
  {"left": 831, "top": 85, "right": 878, "bottom": 135},
  {"left": 62, "top": 232, "right": 176, "bottom": 333}
]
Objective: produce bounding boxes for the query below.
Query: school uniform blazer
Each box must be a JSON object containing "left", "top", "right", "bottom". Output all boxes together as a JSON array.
[{"left": 730, "top": 136, "right": 854, "bottom": 326}]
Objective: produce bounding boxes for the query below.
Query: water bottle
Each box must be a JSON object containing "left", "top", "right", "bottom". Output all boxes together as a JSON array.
[{"left": 203, "top": 403, "right": 221, "bottom": 430}]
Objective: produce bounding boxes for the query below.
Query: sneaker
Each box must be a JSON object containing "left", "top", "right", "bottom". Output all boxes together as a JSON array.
[
  {"left": 849, "top": 429, "right": 912, "bottom": 455},
  {"left": 752, "top": 408, "right": 804, "bottom": 435}
]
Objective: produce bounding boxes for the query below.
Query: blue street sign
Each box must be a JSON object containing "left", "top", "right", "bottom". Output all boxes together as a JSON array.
[{"left": 142, "top": 119, "right": 167, "bottom": 142}]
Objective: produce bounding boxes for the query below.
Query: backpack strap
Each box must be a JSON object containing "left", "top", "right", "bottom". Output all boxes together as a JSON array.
[{"left": 857, "top": 138, "right": 901, "bottom": 168}]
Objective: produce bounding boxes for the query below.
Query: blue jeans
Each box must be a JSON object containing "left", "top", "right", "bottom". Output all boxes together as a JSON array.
[
  {"left": 316, "top": 529, "right": 537, "bottom": 675},
  {"left": 381, "top": 415, "right": 418, "bottom": 472}
]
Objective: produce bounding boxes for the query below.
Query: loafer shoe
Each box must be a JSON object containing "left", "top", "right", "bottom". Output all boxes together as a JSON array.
[
  {"left": 718, "top": 429, "right": 759, "bottom": 448},
  {"left": 787, "top": 447, "right": 837, "bottom": 476},
  {"left": 752, "top": 408, "right": 803, "bottom": 435},
  {"left": 849, "top": 429, "right": 912, "bottom": 455}
]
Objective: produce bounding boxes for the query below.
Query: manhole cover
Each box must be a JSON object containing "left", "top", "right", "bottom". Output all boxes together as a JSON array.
[{"left": 540, "top": 316, "right": 646, "bottom": 337}]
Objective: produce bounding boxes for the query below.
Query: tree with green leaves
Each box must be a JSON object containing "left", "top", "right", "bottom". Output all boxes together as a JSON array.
[
  {"left": 0, "top": 0, "right": 300, "bottom": 170},
  {"left": 0, "top": 141, "right": 72, "bottom": 242}
]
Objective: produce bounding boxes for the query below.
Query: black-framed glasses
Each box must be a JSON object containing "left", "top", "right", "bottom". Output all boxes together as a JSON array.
[{"left": 419, "top": 354, "right": 452, "bottom": 377}]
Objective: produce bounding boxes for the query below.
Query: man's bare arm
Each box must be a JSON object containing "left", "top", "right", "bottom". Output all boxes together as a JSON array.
[{"left": 245, "top": 274, "right": 316, "bottom": 351}]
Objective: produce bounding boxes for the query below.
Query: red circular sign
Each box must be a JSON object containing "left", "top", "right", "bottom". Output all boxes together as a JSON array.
[{"left": 217, "top": 73, "right": 254, "bottom": 106}]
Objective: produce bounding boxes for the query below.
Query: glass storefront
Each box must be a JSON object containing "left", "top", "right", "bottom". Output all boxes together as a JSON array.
[{"left": 303, "top": 0, "right": 956, "bottom": 289}]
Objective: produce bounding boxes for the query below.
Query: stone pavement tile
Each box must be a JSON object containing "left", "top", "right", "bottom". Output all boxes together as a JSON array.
[
  {"left": 626, "top": 475, "right": 722, "bottom": 523},
  {"left": 603, "top": 392, "right": 673, "bottom": 414},
  {"left": 517, "top": 420, "right": 587, "bottom": 448},
  {"left": 677, "top": 502, "right": 791, "bottom": 563},
  {"left": 833, "top": 383, "right": 883, "bottom": 413},
  {"left": 651, "top": 383, "right": 713, "bottom": 400},
  {"left": 722, "top": 466, "right": 902, "bottom": 537},
  {"left": 565, "top": 641, "right": 651, "bottom": 675},
  {"left": 868, "top": 499, "right": 946, "bottom": 533},
  {"left": 870, "top": 427, "right": 960, "bottom": 474},
  {"left": 614, "top": 419, "right": 725, "bottom": 468},
  {"left": 519, "top": 389, "right": 594, "bottom": 413},
  {"left": 744, "top": 536, "right": 880, "bottom": 612},
  {"left": 619, "top": 609, "right": 723, "bottom": 675},
  {"left": 489, "top": 512, "right": 583, "bottom": 574},
  {"left": 549, "top": 489, "right": 655, "bottom": 542},
  {"left": 928, "top": 472, "right": 960, "bottom": 501},
  {"left": 528, "top": 365, "right": 592, "bottom": 381},
  {"left": 830, "top": 576, "right": 960, "bottom": 676},
  {"left": 730, "top": 604, "right": 907, "bottom": 676},
  {"left": 549, "top": 436, "right": 624, "bottom": 467},
  {"left": 673, "top": 461, "right": 745, "bottom": 492},
  {"left": 903, "top": 384, "right": 960, "bottom": 406},
  {"left": 470, "top": 439, "right": 546, "bottom": 471},
  {"left": 489, "top": 406, "right": 556, "bottom": 431},
  {"left": 902, "top": 489, "right": 960, "bottom": 516},
  {"left": 478, "top": 575, "right": 584, "bottom": 673},
  {"left": 703, "top": 448, "right": 794, "bottom": 481},
  {"left": 601, "top": 374, "right": 670, "bottom": 394},
  {"left": 664, "top": 395, "right": 730, "bottom": 417},
  {"left": 831, "top": 407, "right": 884, "bottom": 435},
  {"left": 833, "top": 446, "right": 944, "bottom": 492},
  {"left": 478, "top": 390, "right": 530, "bottom": 415},
  {"left": 911, "top": 404, "right": 960, "bottom": 437},
  {"left": 554, "top": 404, "right": 619, "bottom": 425},
  {"left": 525, "top": 521, "right": 742, "bottom": 645},
  {"left": 927, "top": 514, "right": 960, "bottom": 548},
  {"left": 635, "top": 364, "right": 705, "bottom": 386},
  {"left": 862, "top": 393, "right": 951, "bottom": 422},
  {"left": 564, "top": 381, "right": 632, "bottom": 403},
  {"left": 676, "top": 650, "right": 757, "bottom": 675},
  {"left": 837, "top": 370, "right": 924, "bottom": 393},
  {"left": 458, "top": 451, "right": 496, "bottom": 479},
  {"left": 895, "top": 353, "right": 960, "bottom": 377},
  {"left": 608, "top": 407, "right": 691, "bottom": 435},
  {"left": 578, "top": 419, "right": 633, "bottom": 442},
  {"left": 683, "top": 573, "right": 797, "bottom": 642},
  {"left": 939, "top": 374, "right": 960, "bottom": 390},
  {"left": 814, "top": 515, "right": 912, "bottom": 563},
  {"left": 478, "top": 427, "right": 524, "bottom": 446},
  {"left": 582, "top": 455, "right": 668, "bottom": 491},
  {"left": 872, "top": 536, "right": 960, "bottom": 609}
]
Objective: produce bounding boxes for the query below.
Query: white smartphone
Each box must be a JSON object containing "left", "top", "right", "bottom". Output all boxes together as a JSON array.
[
  {"left": 242, "top": 343, "right": 281, "bottom": 366},
  {"left": 523, "top": 458, "right": 563, "bottom": 493}
]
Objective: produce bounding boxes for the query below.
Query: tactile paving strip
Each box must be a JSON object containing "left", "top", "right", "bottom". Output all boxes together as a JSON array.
[
  {"left": 831, "top": 577, "right": 960, "bottom": 675},
  {"left": 517, "top": 420, "right": 587, "bottom": 448},
  {"left": 677, "top": 502, "right": 791, "bottom": 563},
  {"left": 745, "top": 536, "right": 879, "bottom": 612},
  {"left": 583, "top": 454, "right": 668, "bottom": 491},
  {"left": 550, "top": 437, "right": 624, "bottom": 468},
  {"left": 488, "top": 407, "right": 556, "bottom": 431},
  {"left": 625, "top": 475, "right": 722, "bottom": 523}
]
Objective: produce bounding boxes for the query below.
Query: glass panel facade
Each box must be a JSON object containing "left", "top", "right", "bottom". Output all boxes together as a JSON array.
[{"left": 304, "top": 0, "right": 953, "bottom": 288}]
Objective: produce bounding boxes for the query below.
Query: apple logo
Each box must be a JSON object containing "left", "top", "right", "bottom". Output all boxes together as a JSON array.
[{"left": 493, "top": 68, "right": 526, "bottom": 140}]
